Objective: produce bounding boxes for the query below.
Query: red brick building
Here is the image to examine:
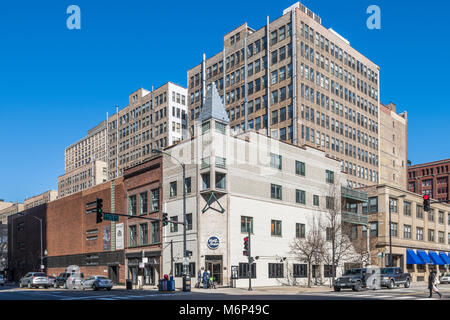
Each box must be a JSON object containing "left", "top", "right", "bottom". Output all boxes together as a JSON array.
[
  {"left": 122, "top": 155, "right": 163, "bottom": 286},
  {"left": 45, "top": 178, "right": 127, "bottom": 284},
  {"left": 408, "top": 159, "right": 450, "bottom": 202}
]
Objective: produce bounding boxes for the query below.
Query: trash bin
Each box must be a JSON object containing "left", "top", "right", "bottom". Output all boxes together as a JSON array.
[
  {"left": 169, "top": 276, "right": 175, "bottom": 292},
  {"left": 182, "top": 275, "right": 191, "bottom": 292},
  {"left": 162, "top": 279, "right": 168, "bottom": 291},
  {"left": 126, "top": 279, "right": 133, "bottom": 290}
]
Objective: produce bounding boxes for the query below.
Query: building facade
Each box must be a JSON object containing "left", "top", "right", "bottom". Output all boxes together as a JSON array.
[
  {"left": 379, "top": 102, "right": 408, "bottom": 189},
  {"left": 108, "top": 82, "right": 188, "bottom": 180},
  {"left": 160, "top": 84, "right": 368, "bottom": 288},
  {"left": 64, "top": 120, "right": 108, "bottom": 174},
  {"left": 187, "top": 2, "right": 382, "bottom": 189},
  {"left": 57, "top": 160, "right": 108, "bottom": 198},
  {"left": 408, "top": 159, "right": 449, "bottom": 202},
  {"left": 24, "top": 190, "right": 58, "bottom": 210},
  {"left": 359, "top": 184, "right": 450, "bottom": 282},
  {"left": 0, "top": 202, "right": 24, "bottom": 225}
]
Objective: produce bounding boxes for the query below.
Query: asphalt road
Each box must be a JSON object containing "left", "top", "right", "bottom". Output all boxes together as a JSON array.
[{"left": 0, "top": 283, "right": 448, "bottom": 300}]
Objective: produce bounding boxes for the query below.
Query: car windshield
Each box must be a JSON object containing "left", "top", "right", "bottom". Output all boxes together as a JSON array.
[
  {"left": 381, "top": 268, "right": 395, "bottom": 274},
  {"left": 344, "top": 269, "right": 361, "bottom": 276},
  {"left": 97, "top": 276, "right": 108, "bottom": 280},
  {"left": 443, "top": 274, "right": 450, "bottom": 277},
  {"left": 34, "top": 273, "right": 47, "bottom": 277}
]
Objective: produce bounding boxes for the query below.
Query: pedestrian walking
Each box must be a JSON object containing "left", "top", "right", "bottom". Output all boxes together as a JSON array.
[
  {"left": 195, "top": 270, "right": 202, "bottom": 288},
  {"left": 428, "top": 271, "right": 442, "bottom": 298},
  {"left": 202, "top": 270, "right": 208, "bottom": 289}
]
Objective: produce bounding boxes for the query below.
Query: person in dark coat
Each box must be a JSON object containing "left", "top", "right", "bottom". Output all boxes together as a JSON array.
[{"left": 428, "top": 271, "right": 442, "bottom": 298}]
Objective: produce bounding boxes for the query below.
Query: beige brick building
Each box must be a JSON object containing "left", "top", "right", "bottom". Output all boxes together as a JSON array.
[
  {"left": 379, "top": 102, "right": 408, "bottom": 189},
  {"left": 359, "top": 184, "right": 450, "bottom": 282},
  {"left": 107, "top": 82, "right": 188, "bottom": 180},
  {"left": 57, "top": 160, "right": 108, "bottom": 198},
  {"left": 24, "top": 190, "right": 58, "bottom": 210},
  {"left": 187, "top": 2, "right": 382, "bottom": 189},
  {"left": 0, "top": 202, "right": 24, "bottom": 225}
]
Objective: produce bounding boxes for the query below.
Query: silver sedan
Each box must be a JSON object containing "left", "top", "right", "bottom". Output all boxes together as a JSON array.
[{"left": 82, "top": 275, "right": 113, "bottom": 291}]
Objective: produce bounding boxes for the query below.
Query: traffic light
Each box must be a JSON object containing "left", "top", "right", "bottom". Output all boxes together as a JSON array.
[
  {"left": 243, "top": 237, "right": 249, "bottom": 256},
  {"left": 423, "top": 194, "right": 431, "bottom": 212},
  {"left": 96, "top": 198, "right": 103, "bottom": 223},
  {"left": 162, "top": 213, "right": 169, "bottom": 226}
]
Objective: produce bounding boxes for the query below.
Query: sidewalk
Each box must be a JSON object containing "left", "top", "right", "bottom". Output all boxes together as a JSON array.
[{"left": 191, "top": 285, "right": 333, "bottom": 295}]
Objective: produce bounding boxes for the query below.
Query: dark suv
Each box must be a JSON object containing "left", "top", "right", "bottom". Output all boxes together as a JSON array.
[
  {"left": 334, "top": 268, "right": 367, "bottom": 292},
  {"left": 54, "top": 273, "right": 71, "bottom": 288},
  {"left": 380, "top": 267, "right": 411, "bottom": 289}
]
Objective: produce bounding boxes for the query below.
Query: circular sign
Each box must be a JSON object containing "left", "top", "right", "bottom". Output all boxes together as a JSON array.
[{"left": 207, "top": 236, "right": 220, "bottom": 250}]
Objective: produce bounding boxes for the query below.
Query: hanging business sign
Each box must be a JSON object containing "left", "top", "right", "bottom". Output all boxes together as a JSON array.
[
  {"left": 207, "top": 236, "right": 220, "bottom": 250},
  {"left": 116, "top": 223, "right": 124, "bottom": 250}
]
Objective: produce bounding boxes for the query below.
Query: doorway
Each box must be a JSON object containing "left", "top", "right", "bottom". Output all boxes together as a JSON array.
[
  {"left": 205, "top": 255, "right": 222, "bottom": 285},
  {"left": 108, "top": 266, "right": 119, "bottom": 284}
]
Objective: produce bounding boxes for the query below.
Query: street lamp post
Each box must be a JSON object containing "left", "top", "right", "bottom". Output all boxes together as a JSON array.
[{"left": 152, "top": 149, "right": 188, "bottom": 278}]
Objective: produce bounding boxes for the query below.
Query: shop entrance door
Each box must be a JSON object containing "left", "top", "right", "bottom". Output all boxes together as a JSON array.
[
  {"left": 205, "top": 255, "right": 222, "bottom": 285},
  {"left": 108, "top": 266, "right": 119, "bottom": 284}
]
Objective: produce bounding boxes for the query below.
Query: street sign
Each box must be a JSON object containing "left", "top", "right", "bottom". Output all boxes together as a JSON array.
[
  {"left": 139, "top": 263, "right": 145, "bottom": 269},
  {"left": 142, "top": 257, "right": 148, "bottom": 264},
  {"left": 183, "top": 257, "right": 190, "bottom": 266},
  {"left": 103, "top": 213, "right": 119, "bottom": 222}
]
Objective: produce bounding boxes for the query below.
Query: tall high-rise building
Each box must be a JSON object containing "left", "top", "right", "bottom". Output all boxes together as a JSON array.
[
  {"left": 107, "top": 82, "right": 188, "bottom": 180},
  {"left": 187, "top": 2, "right": 381, "bottom": 188}
]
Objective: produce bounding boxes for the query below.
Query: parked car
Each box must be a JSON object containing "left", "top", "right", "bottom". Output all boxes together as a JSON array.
[
  {"left": 47, "top": 275, "right": 56, "bottom": 287},
  {"left": 82, "top": 275, "right": 113, "bottom": 291},
  {"left": 334, "top": 268, "right": 367, "bottom": 292},
  {"left": 19, "top": 272, "right": 49, "bottom": 289},
  {"left": 66, "top": 273, "right": 85, "bottom": 290},
  {"left": 0, "top": 275, "right": 5, "bottom": 286},
  {"left": 54, "top": 272, "right": 71, "bottom": 288},
  {"left": 380, "top": 267, "right": 411, "bottom": 289},
  {"left": 440, "top": 273, "right": 450, "bottom": 284}
]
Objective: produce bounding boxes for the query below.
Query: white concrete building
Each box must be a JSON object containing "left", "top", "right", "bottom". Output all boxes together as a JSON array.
[{"left": 161, "top": 84, "right": 357, "bottom": 288}]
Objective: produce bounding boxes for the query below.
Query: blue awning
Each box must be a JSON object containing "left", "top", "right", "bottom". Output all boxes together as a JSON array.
[
  {"left": 439, "top": 252, "right": 450, "bottom": 265},
  {"left": 417, "top": 250, "right": 431, "bottom": 264},
  {"left": 429, "top": 251, "right": 445, "bottom": 265},
  {"left": 406, "top": 249, "right": 422, "bottom": 265}
]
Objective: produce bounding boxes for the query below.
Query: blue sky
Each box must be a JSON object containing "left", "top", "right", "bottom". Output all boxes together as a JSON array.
[{"left": 0, "top": 0, "right": 449, "bottom": 202}]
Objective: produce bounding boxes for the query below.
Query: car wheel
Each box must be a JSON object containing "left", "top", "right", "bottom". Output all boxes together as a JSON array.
[
  {"left": 64, "top": 283, "right": 68, "bottom": 289},
  {"left": 404, "top": 279, "right": 410, "bottom": 288},
  {"left": 333, "top": 287, "right": 341, "bottom": 292},
  {"left": 388, "top": 280, "right": 395, "bottom": 289},
  {"left": 107, "top": 288, "right": 111, "bottom": 291},
  {"left": 354, "top": 282, "right": 362, "bottom": 292},
  {"left": 93, "top": 285, "right": 98, "bottom": 291},
  {"left": 54, "top": 283, "right": 58, "bottom": 288}
]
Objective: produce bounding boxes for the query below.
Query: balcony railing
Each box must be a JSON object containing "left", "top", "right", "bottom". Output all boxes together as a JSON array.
[
  {"left": 342, "top": 212, "right": 369, "bottom": 226},
  {"left": 341, "top": 186, "right": 368, "bottom": 202}
]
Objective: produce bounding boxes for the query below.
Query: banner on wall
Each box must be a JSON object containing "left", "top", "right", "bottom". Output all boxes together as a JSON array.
[
  {"left": 116, "top": 223, "right": 124, "bottom": 250},
  {"left": 103, "top": 225, "right": 111, "bottom": 250}
]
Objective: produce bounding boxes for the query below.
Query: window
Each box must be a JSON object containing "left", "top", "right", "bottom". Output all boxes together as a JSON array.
[
  {"left": 185, "top": 177, "right": 191, "bottom": 194},
  {"left": 326, "top": 196, "right": 335, "bottom": 210},
  {"left": 170, "top": 216, "right": 178, "bottom": 233},
  {"left": 390, "top": 223, "right": 398, "bottom": 237},
  {"left": 271, "top": 184, "right": 282, "bottom": 200},
  {"left": 170, "top": 181, "right": 177, "bottom": 197},
  {"left": 438, "top": 231, "right": 444, "bottom": 244},
  {"left": 293, "top": 264, "right": 307, "bottom": 278},
  {"left": 296, "top": 161, "right": 305, "bottom": 176},
  {"left": 186, "top": 213, "right": 193, "bottom": 231},
  {"left": 296, "top": 190, "right": 306, "bottom": 205},
  {"left": 416, "top": 205, "right": 423, "bottom": 219},
  {"left": 175, "top": 262, "right": 196, "bottom": 277},
  {"left": 438, "top": 211, "right": 444, "bottom": 224},
  {"left": 428, "top": 229, "right": 435, "bottom": 242},
  {"left": 239, "top": 263, "right": 256, "bottom": 278},
  {"left": 128, "top": 195, "right": 137, "bottom": 216},
  {"left": 324, "top": 265, "right": 336, "bottom": 278},
  {"left": 271, "top": 220, "right": 282, "bottom": 236},
  {"left": 201, "top": 173, "right": 210, "bottom": 190},
  {"left": 241, "top": 216, "right": 253, "bottom": 233},
  {"left": 150, "top": 188, "right": 159, "bottom": 212},
  {"left": 296, "top": 223, "right": 305, "bottom": 238},
  {"left": 326, "top": 227, "right": 333, "bottom": 241},
  {"left": 389, "top": 198, "right": 398, "bottom": 213},
  {"left": 202, "top": 121, "right": 210, "bottom": 134},
  {"left": 326, "top": 170, "right": 334, "bottom": 183},
  {"left": 150, "top": 221, "right": 160, "bottom": 244},
  {"left": 313, "top": 195, "right": 319, "bottom": 206},
  {"left": 216, "top": 173, "right": 226, "bottom": 189},
  {"left": 129, "top": 225, "right": 137, "bottom": 247},
  {"left": 416, "top": 227, "right": 424, "bottom": 241},
  {"left": 139, "top": 192, "right": 148, "bottom": 215},
  {"left": 268, "top": 263, "right": 284, "bottom": 278},
  {"left": 139, "top": 223, "right": 148, "bottom": 245},
  {"left": 403, "top": 201, "right": 411, "bottom": 216},
  {"left": 404, "top": 225, "right": 411, "bottom": 239}
]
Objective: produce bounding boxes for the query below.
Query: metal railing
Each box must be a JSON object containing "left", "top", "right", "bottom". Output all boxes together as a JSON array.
[
  {"left": 342, "top": 212, "right": 369, "bottom": 225},
  {"left": 341, "top": 186, "right": 368, "bottom": 202}
]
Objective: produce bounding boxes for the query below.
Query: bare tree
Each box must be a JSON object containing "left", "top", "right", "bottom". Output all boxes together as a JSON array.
[
  {"left": 290, "top": 215, "right": 326, "bottom": 288},
  {"left": 321, "top": 181, "right": 357, "bottom": 287}
]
